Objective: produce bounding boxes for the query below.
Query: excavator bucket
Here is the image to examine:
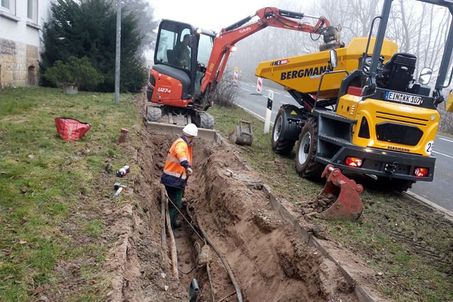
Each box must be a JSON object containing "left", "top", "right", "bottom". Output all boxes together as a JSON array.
[
  {"left": 144, "top": 104, "right": 218, "bottom": 141},
  {"left": 315, "top": 164, "right": 363, "bottom": 221},
  {"left": 145, "top": 120, "right": 218, "bottom": 141}
]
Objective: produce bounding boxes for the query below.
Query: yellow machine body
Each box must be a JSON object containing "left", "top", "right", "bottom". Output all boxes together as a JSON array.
[
  {"left": 262, "top": 35, "right": 441, "bottom": 185},
  {"left": 255, "top": 37, "right": 398, "bottom": 98},
  {"left": 336, "top": 95, "right": 440, "bottom": 156}
]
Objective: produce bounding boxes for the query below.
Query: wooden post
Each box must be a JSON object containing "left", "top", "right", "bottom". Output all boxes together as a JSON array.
[{"left": 160, "top": 187, "right": 168, "bottom": 266}]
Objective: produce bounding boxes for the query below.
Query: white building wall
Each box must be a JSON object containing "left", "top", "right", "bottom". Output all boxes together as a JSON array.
[{"left": 0, "top": 0, "right": 52, "bottom": 87}]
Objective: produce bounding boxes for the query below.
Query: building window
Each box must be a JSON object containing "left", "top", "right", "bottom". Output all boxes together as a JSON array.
[
  {"left": 1, "top": 0, "right": 16, "bottom": 15},
  {"left": 27, "top": 0, "right": 38, "bottom": 23}
]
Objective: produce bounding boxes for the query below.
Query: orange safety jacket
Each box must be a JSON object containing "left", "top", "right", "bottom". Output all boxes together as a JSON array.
[{"left": 161, "top": 137, "right": 193, "bottom": 188}]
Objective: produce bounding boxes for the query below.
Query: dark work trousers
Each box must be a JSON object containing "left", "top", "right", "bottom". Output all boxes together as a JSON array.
[{"left": 165, "top": 185, "right": 184, "bottom": 228}]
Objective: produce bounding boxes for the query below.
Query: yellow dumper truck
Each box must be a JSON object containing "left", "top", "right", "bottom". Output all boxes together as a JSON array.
[{"left": 256, "top": 0, "right": 453, "bottom": 191}]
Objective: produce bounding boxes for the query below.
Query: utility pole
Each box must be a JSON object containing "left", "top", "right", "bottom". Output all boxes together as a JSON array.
[{"left": 114, "top": 0, "right": 122, "bottom": 104}]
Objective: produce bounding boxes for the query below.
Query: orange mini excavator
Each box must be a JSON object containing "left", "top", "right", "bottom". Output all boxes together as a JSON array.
[{"left": 146, "top": 7, "right": 341, "bottom": 128}]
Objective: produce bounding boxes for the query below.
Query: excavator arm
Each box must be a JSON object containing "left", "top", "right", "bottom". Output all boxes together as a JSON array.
[{"left": 200, "top": 7, "right": 338, "bottom": 101}]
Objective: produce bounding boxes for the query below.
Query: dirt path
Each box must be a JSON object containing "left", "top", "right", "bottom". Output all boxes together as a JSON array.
[{"left": 102, "top": 126, "right": 359, "bottom": 301}]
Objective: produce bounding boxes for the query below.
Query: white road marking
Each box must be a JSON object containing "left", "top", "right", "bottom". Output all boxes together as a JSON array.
[
  {"left": 438, "top": 136, "right": 453, "bottom": 143},
  {"left": 433, "top": 150, "right": 453, "bottom": 160}
]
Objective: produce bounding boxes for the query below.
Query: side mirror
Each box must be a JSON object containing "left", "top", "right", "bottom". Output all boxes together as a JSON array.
[
  {"left": 446, "top": 90, "right": 453, "bottom": 112},
  {"left": 329, "top": 49, "right": 338, "bottom": 68},
  {"left": 419, "top": 67, "right": 433, "bottom": 85}
]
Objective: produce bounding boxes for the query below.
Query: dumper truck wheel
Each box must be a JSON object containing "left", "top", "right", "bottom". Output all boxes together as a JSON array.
[
  {"left": 295, "top": 118, "right": 323, "bottom": 178},
  {"left": 146, "top": 105, "right": 162, "bottom": 122},
  {"left": 198, "top": 111, "right": 214, "bottom": 129},
  {"left": 271, "top": 107, "right": 296, "bottom": 155}
]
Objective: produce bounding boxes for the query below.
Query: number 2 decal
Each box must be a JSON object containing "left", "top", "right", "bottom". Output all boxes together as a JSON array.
[{"left": 425, "top": 141, "right": 434, "bottom": 155}]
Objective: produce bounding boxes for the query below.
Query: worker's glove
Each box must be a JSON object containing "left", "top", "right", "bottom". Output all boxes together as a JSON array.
[{"left": 186, "top": 167, "right": 193, "bottom": 176}]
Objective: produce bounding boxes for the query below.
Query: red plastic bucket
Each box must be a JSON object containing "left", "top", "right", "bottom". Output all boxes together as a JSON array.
[{"left": 55, "top": 117, "right": 91, "bottom": 141}]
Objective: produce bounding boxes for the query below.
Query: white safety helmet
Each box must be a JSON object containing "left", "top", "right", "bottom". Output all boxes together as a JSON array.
[{"left": 182, "top": 123, "right": 198, "bottom": 137}]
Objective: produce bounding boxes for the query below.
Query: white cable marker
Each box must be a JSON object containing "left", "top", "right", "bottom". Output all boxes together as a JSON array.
[{"left": 264, "top": 90, "right": 274, "bottom": 134}]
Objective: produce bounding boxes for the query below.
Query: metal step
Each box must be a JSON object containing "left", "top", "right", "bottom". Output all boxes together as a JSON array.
[
  {"left": 315, "top": 155, "right": 331, "bottom": 164},
  {"left": 315, "top": 109, "right": 357, "bottom": 124},
  {"left": 318, "top": 134, "right": 351, "bottom": 146}
]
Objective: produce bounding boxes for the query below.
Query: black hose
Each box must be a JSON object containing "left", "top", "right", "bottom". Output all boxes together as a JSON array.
[
  {"left": 224, "top": 15, "right": 253, "bottom": 32},
  {"left": 178, "top": 265, "right": 198, "bottom": 275},
  {"left": 279, "top": 9, "right": 304, "bottom": 19}
]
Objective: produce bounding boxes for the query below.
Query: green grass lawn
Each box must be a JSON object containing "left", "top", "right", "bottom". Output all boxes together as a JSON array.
[
  {"left": 210, "top": 105, "right": 453, "bottom": 302},
  {"left": 0, "top": 87, "right": 138, "bottom": 301}
]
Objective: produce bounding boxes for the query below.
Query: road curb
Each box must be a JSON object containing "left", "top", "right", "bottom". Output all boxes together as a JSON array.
[
  {"left": 235, "top": 103, "right": 267, "bottom": 123},
  {"left": 404, "top": 191, "right": 453, "bottom": 222}
]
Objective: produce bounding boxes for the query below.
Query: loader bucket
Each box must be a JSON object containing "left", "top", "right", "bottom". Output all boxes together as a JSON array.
[{"left": 315, "top": 164, "right": 363, "bottom": 221}]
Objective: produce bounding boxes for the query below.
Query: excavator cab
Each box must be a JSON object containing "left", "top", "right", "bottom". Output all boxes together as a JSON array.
[{"left": 149, "top": 20, "right": 215, "bottom": 109}]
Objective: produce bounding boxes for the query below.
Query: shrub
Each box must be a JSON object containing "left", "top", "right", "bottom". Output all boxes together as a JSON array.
[
  {"left": 44, "top": 56, "right": 103, "bottom": 89},
  {"left": 40, "top": 0, "right": 150, "bottom": 92}
]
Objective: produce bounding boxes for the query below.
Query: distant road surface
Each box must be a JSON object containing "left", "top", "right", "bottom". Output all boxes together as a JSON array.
[{"left": 234, "top": 81, "right": 453, "bottom": 211}]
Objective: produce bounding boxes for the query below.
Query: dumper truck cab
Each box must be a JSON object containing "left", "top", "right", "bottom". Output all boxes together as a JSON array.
[{"left": 257, "top": 0, "right": 453, "bottom": 191}]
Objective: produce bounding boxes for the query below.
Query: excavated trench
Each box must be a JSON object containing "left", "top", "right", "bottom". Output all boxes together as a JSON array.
[{"left": 106, "top": 128, "right": 358, "bottom": 302}]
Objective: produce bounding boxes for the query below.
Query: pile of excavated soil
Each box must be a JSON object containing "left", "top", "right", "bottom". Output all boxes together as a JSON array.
[
  {"left": 187, "top": 146, "right": 357, "bottom": 301},
  {"left": 104, "top": 126, "right": 358, "bottom": 301}
]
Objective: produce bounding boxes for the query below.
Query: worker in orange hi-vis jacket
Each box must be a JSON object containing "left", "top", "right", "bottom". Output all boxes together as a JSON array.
[{"left": 161, "top": 123, "right": 198, "bottom": 228}]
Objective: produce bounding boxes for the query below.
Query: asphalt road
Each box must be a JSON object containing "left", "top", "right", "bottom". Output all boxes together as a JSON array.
[{"left": 235, "top": 81, "right": 453, "bottom": 211}]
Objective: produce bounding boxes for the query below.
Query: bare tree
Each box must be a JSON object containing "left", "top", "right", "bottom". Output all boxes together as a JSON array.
[
  {"left": 229, "top": 0, "right": 451, "bottom": 91},
  {"left": 227, "top": 0, "right": 320, "bottom": 81},
  {"left": 316, "top": 0, "right": 380, "bottom": 40},
  {"left": 111, "top": 0, "right": 157, "bottom": 52}
]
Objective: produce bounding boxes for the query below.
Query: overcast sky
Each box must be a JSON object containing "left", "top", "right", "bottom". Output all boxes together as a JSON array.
[{"left": 148, "top": 0, "right": 282, "bottom": 31}]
